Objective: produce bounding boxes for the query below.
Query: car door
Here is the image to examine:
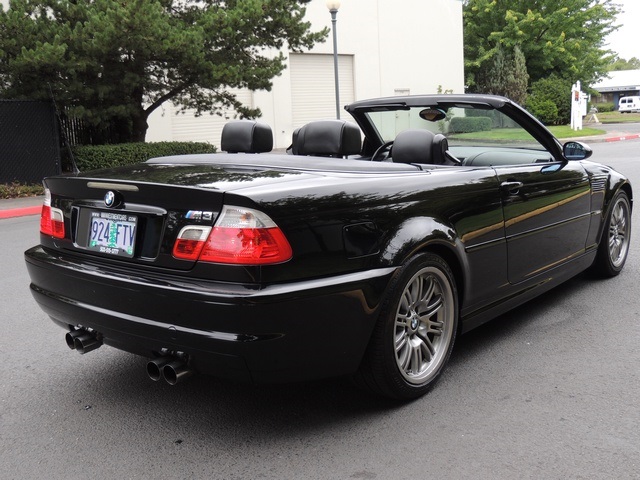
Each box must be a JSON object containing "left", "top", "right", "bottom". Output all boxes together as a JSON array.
[{"left": 494, "top": 161, "right": 591, "bottom": 284}]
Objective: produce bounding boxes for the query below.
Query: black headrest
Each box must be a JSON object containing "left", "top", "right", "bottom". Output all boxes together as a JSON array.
[
  {"left": 392, "top": 129, "right": 435, "bottom": 164},
  {"left": 221, "top": 120, "right": 273, "bottom": 153},
  {"left": 432, "top": 134, "right": 449, "bottom": 165},
  {"left": 293, "top": 120, "right": 361, "bottom": 157}
]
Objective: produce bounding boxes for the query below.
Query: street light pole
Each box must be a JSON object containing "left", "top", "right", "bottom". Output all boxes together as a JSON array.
[{"left": 327, "top": 1, "right": 341, "bottom": 120}]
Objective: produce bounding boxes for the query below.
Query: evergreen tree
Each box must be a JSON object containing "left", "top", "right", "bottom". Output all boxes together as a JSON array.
[{"left": 475, "top": 45, "right": 529, "bottom": 105}]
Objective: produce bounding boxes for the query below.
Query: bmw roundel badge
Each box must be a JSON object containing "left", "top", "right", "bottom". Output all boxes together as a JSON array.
[{"left": 104, "top": 191, "right": 116, "bottom": 207}]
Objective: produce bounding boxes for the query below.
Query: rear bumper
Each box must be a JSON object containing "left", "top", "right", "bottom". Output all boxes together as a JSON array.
[{"left": 25, "top": 246, "right": 395, "bottom": 384}]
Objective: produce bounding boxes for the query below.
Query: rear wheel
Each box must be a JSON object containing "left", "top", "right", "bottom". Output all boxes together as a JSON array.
[
  {"left": 592, "top": 191, "right": 631, "bottom": 277},
  {"left": 356, "top": 253, "right": 458, "bottom": 400}
]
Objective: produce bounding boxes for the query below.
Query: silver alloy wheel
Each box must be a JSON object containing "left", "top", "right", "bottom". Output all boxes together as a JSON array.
[
  {"left": 394, "top": 266, "right": 455, "bottom": 385},
  {"left": 608, "top": 195, "right": 630, "bottom": 268}
]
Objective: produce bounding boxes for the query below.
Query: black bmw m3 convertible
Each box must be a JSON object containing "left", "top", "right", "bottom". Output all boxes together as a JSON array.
[{"left": 25, "top": 94, "right": 632, "bottom": 400}]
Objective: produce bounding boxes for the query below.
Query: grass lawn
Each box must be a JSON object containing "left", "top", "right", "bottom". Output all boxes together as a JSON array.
[
  {"left": 453, "top": 125, "right": 605, "bottom": 142},
  {"left": 596, "top": 111, "right": 640, "bottom": 124},
  {"left": 547, "top": 125, "right": 605, "bottom": 138}
]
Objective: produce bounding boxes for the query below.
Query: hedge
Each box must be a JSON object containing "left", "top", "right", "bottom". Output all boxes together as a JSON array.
[
  {"left": 70, "top": 141, "right": 217, "bottom": 172},
  {"left": 526, "top": 97, "right": 558, "bottom": 125},
  {"left": 592, "top": 102, "right": 614, "bottom": 113},
  {"left": 526, "top": 77, "right": 571, "bottom": 125},
  {"left": 449, "top": 116, "right": 492, "bottom": 133},
  {"left": 0, "top": 182, "right": 44, "bottom": 199}
]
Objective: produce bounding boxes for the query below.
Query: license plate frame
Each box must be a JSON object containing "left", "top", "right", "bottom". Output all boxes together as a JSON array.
[{"left": 86, "top": 210, "right": 138, "bottom": 258}]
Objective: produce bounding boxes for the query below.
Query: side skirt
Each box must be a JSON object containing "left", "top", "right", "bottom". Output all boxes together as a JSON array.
[{"left": 459, "top": 251, "right": 596, "bottom": 334}]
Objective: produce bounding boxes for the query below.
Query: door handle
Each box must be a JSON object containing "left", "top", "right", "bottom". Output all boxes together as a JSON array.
[{"left": 500, "top": 181, "right": 524, "bottom": 195}]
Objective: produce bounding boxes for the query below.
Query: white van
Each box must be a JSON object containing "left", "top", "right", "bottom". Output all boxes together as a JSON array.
[{"left": 618, "top": 96, "right": 640, "bottom": 113}]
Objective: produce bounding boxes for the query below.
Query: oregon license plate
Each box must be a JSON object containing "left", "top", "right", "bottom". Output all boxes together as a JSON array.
[{"left": 87, "top": 211, "right": 137, "bottom": 258}]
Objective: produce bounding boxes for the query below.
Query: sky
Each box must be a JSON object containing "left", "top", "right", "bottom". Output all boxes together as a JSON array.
[{"left": 606, "top": 0, "right": 640, "bottom": 60}]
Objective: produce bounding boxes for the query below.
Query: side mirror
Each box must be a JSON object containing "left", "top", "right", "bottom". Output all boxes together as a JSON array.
[{"left": 563, "top": 141, "right": 593, "bottom": 161}]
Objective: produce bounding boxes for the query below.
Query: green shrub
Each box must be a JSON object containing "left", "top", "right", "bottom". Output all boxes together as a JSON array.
[
  {"left": 592, "top": 102, "right": 614, "bottom": 113},
  {"left": 527, "top": 77, "right": 571, "bottom": 125},
  {"left": 465, "top": 109, "right": 492, "bottom": 118},
  {"left": 466, "top": 108, "right": 520, "bottom": 128},
  {"left": 0, "top": 182, "right": 44, "bottom": 199},
  {"left": 71, "top": 142, "right": 217, "bottom": 172},
  {"left": 525, "top": 98, "right": 558, "bottom": 125},
  {"left": 449, "top": 116, "right": 493, "bottom": 133}
]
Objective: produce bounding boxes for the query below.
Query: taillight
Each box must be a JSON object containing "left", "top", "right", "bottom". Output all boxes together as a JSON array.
[
  {"left": 172, "top": 226, "right": 212, "bottom": 261},
  {"left": 173, "top": 206, "right": 292, "bottom": 265},
  {"left": 39, "top": 188, "right": 65, "bottom": 239}
]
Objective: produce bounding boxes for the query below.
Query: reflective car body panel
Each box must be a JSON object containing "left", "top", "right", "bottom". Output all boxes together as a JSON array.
[{"left": 496, "top": 161, "right": 592, "bottom": 284}]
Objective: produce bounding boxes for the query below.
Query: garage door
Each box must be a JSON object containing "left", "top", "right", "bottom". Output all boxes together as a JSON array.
[
  {"left": 170, "top": 89, "right": 254, "bottom": 149},
  {"left": 290, "top": 53, "right": 355, "bottom": 128}
]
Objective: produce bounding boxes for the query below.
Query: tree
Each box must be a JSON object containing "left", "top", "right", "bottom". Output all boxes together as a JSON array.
[
  {"left": 474, "top": 45, "right": 528, "bottom": 105},
  {"left": 608, "top": 57, "right": 640, "bottom": 71},
  {"left": 464, "top": 0, "right": 620, "bottom": 91},
  {"left": 0, "top": 0, "right": 327, "bottom": 143}
]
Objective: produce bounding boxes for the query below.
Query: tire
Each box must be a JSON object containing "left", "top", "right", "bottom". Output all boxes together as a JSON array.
[
  {"left": 592, "top": 190, "right": 631, "bottom": 277},
  {"left": 355, "top": 253, "right": 458, "bottom": 400}
]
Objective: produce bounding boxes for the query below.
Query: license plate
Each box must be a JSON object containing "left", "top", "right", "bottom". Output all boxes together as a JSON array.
[{"left": 87, "top": 211, "right": 137, "bottom": 258}]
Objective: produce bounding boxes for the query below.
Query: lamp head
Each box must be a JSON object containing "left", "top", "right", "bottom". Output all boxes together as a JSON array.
[{"left": 326, "top": 1, "right": 341, "bottom": 11}]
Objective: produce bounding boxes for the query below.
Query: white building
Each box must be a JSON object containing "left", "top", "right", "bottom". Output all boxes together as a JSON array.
[
  {"left": 592, "top": 69, "right": 640, "bottom": 108},
  {"left": 147, "top": 0, "right": 465, "bottom": 149}
]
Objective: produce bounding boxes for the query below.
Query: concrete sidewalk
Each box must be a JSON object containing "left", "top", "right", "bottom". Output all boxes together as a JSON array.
[{"left": 2, "top": 129, "right": 639, "bottom": 220}]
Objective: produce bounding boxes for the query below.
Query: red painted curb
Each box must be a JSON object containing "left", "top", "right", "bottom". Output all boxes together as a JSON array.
[
  {"left": 0, "top": 205, "right": 42, "bottom": 219},
  {"left": 605, "top": 134, "right": 640, "bottom": 142}
]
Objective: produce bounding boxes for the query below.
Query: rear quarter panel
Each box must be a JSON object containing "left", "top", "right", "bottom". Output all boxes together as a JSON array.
[{"left": 231, "top": 167, "right": 507, "bottom": 312}]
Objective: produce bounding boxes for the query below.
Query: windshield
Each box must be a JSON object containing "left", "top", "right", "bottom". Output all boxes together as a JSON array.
[{"left": 365, "top": 105, "right": 544, "bottom": 150}]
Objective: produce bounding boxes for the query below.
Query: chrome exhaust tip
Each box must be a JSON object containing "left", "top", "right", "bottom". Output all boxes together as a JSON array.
[
  {"left": 65, "top": 329, "right": 86, "bottom": 350},
  {"left": 146, "top": 358, "right": 172, "bottom": 382},
  {"left": 162, "top": 360, "right": 193, "bottom": 386},
  {"left": 74, "top": 333, "right": 102, "bottom": 354},
  {"left": 66, "top": 329, "right": 101, "bottom": 354}
]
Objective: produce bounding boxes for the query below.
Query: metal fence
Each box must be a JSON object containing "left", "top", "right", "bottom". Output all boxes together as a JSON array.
[
  {"left": 0, "top": 100, "right": 62, "bottom": 184},
  {"left": 58, "top": 109, "right": 115, "bottom": 146}
]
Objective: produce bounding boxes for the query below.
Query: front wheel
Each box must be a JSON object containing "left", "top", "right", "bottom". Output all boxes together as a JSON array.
[
  {"left": 355, "top": 253, "right": 458, "bottom": 400},
  {"left": 592, "top": 190, "right": 631, "bottom": 277}
]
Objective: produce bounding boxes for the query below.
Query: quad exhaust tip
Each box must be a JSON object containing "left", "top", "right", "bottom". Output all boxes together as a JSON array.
[{"left": 65, "top": 330, "right": 192, "bottom": 384}]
